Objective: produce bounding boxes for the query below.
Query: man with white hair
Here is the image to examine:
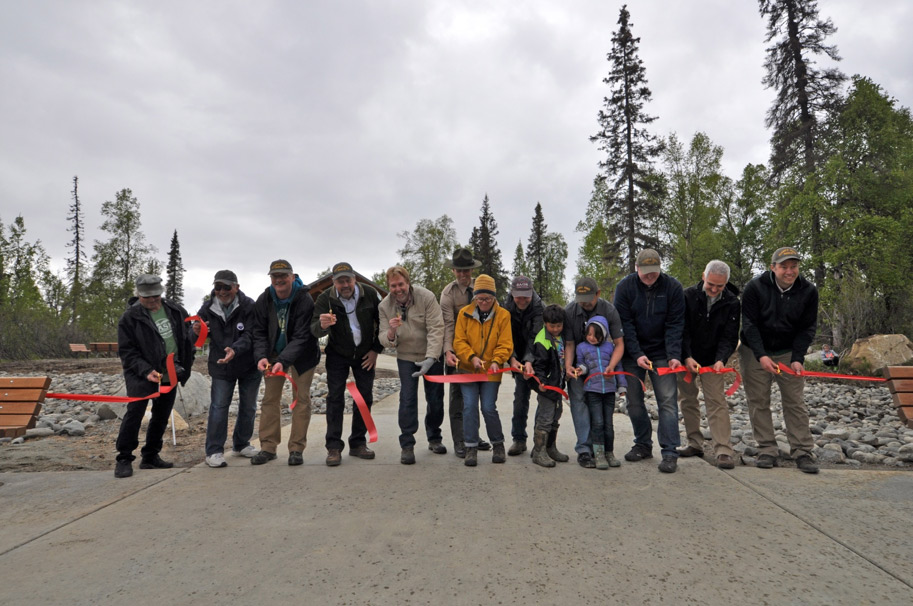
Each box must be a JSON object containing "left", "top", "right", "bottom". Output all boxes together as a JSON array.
[{"left": 677, "top": 260, "right": 741, "bottom": 469}]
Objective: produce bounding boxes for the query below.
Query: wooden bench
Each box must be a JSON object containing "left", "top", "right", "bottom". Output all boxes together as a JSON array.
[
  {"left": 885, "top": 366, "right": 913, "bottom": 429},
  {"left": 89, "top": 342, "right": 119, "bottom": 356},
  {"left": 0, "top": 377, "right": 50, "bottom": 439},
  {"left": 69, "top": 343, "right": 90, "bottom": 357}
]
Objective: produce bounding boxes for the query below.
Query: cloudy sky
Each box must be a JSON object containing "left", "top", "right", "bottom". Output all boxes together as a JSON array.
[{"left": 2, "top": 0, "right": 911, "bottom": 307}]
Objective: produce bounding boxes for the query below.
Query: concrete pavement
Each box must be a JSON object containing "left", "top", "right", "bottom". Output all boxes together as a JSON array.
[{"left": 1, "top": 355, "right": 912, "bottom": 605}]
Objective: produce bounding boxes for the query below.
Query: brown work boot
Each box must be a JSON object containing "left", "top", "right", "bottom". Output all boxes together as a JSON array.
[
  {"left": 716, "top": 454, "right": 735, "bottom": 469},
  {"left": 507, "top": 440, "right": 527, "bottom": 456},
  {"left": 349, "top": 444, "right": 375, "bottom": 459},
  {"left": 492, "top": 442, "right": 506, "bottom": 464},
  {"left": 326, "top": 449, "right": 342, "bottom": 467},
  {"left": 677, "top": 445, "right": 704, "bottom": 458}
]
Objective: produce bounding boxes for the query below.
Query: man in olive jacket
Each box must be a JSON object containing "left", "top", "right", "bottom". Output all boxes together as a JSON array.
[
  {"left": 115, "top": 274, "right": 195, "bottom": 478},
  {"left": 251, "top": 259, "right": 321, "bottom": 467},
  {"left": 312, "top": 262, "right": 383, "bottom": 467}
]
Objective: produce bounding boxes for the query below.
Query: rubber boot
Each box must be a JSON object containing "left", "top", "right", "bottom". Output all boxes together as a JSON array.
[
  {"left": 546, "top": 427, "right": 569, "bottom": 463},
  {"left": 531, "top": 430, "right": 555, "bottom": 468},
  {"left": 593, "top": 443, "right": 609, "bottom": 470},
  {"left": 464, "top": 447, "right": 478, "bottom": 467}
]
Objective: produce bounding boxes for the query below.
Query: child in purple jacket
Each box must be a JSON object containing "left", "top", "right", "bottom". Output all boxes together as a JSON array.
[{"left": 575, "top": 315, "right": 626, "bottom": 469}]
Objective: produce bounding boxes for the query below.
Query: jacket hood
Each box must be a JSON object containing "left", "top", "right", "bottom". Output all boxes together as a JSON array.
[{"left": 584, "top": 315, "right": 609, "bottom": 340}]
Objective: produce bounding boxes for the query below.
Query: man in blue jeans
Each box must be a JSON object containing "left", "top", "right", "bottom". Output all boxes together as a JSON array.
[
  {"left": 504, "top": 276, "right": 544, "bottom": 456},
  {"left": 195, "top": 270, "right": 262, "bottom": 468},
  {"left": 613, "top": 249, "right": 685, "bottom": 473}
]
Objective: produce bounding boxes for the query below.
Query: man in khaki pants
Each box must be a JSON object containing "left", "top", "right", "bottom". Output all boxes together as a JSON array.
[
  {"left": 251, "top": 259, "right": 321, "bottom": 466},
  {"left": 739, "top": 247, "right": 819, "bottom": 474},
  {"left": 677, "top": 260, "right": 741, "bottom": 469}
]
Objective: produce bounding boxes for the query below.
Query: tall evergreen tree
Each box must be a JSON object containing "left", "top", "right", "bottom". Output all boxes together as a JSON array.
[
  {"left": 590, "top": 4, "right": 663, "bottom": 273},
  {"left": 65, "top": 175, "right": 87, "bottom": 322},
  {"left": 525, "top": 203, "right": 567, "bottom": 304},
  {"left": 165, "top": 230, "right": 185, "bottom": 305},
  {"left": 511, "top": 241, "right": 528, "bottom": 279},
  {"left": 717, "top": 164, "right": 773, "bottom": 290},
  {"left": 526, "top": 203, "right": 547, "bottom": 294},
  {"left": 468, "top": 195, "right": 508, "bottom": 297},
  {"left": 760, "top": 0, "right": 846, "bottom": 286}
]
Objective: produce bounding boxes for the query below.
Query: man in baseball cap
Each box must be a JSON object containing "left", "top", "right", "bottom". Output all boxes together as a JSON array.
[{"left": 503, "top": 275, "right": 544, "bottom": 456}]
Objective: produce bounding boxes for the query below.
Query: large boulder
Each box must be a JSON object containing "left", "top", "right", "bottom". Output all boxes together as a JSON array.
[
  {"left": 844, "top": 334, "right": 913, "bottom": 374},
  {"left": 110, "top": 371, "right": 211, "bottom": 419}
]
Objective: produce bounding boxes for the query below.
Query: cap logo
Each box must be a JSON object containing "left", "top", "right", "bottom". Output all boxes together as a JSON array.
[
  {"left": 779, "top": 248, "right": 797, "bottom": 256},
  {"left": 576, "top": 285, "right": 594, "bottom": 294},
  {"left": 335, "top": 263, "right": 352, "bottom": 273},
  {"left": 640, "top": 256, "right": 659, "bottom": 266}
]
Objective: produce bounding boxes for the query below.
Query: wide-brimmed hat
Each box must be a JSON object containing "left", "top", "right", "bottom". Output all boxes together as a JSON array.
[
  {"left": 135, "top": 274, "right": 164, "bottom": 297},
  {"left": 445, "top": 248, "right": 482, "bottom": 269}
]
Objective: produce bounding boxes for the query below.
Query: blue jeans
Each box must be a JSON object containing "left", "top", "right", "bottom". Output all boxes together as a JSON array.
[
  {"left": 396, "top": 358, "right": 445, "bottom": 448},
  {"left": 460, "top": 381, "right": 504, "bottom": 448},
  {"left": 205, "top": 369, "right": 262, "bottom": 456},
  {"left": 585, "top": 391, "right": 615, "bottom": 452},
  {"left": 566, "top": 376, "right": 591, "bottom": 454},
  {"left": 510, "top": 373, "right": 532, "bottom": 441},
  {"left": 623, "top": 358, "right": 681, "bottom": 458}
]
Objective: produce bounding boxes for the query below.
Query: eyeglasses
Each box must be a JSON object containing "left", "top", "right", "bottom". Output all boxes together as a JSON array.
[
  {"left": 475, "top": 296, "right": 494, "bottom": 304},
  {"left": 139, "top": 294, "right": 161, "bottom": 299},
  {"left": 213, "top": 283, "right": 233, "bottom": 292}
]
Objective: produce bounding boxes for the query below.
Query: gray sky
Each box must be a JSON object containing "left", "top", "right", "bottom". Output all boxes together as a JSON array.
[{"left": 2, "top": 0, "right": 911, "bottom": 308}]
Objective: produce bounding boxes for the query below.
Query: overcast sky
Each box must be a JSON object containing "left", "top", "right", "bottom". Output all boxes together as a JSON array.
[{"left": 2, "top": 0, "right": 911, "bottom": 308}]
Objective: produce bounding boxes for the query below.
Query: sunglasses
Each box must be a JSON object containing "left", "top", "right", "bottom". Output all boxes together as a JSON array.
[{"left": 213, "top": 283, "right": 234, "bottom": 292}]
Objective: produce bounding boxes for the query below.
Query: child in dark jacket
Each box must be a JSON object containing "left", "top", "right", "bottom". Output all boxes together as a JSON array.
[
  {"left": 524, "top": 304, "right": 569, "bottom": 468},
  {"left": 575, "top": 315, "right": 626, "bottom": 470}
]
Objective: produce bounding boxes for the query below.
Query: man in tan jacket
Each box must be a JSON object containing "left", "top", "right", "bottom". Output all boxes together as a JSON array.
[
  {"left": 439, "top": 248, "right": 491, "bottom": 458},
  {"left": 379, "top": 266, "right": 446, "bottom": 464}
]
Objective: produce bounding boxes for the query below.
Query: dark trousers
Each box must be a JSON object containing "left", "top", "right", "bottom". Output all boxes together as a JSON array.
[
  {"left": 585, "top": 391, "right": 616, "bottom": 452},
  {"left": 510, "top": 373, "right": 533, "bottom": 441},
  {"left": 325, "top": 348, "right": 375, "bottom": 451},
  {"left": 397, "top": 358, "right": 445, "bottom": 448},
  {"left": 115, "top": 388, "right": 177, "bottom": 462},
  {"left": 447, "top": 363, "right": 464, "bottom": 446}
]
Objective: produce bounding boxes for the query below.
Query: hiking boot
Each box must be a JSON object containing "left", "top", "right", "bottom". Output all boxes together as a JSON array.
[
  {"left": 326, "top": 449, "right": 342, "bottom": 466},
  {"left": 796, "top": 455, "right": 819, "bottom": 474},
  {"left": 139, "top": 455, "right": 173, "bottom": 469},
  {"left": 756, "top": 454, "right": 777, "bottom": 469},
  {"left": 492, "top": 442, "right": 506, "bottom": 464},
  {"left": 531, "top": 430, "right": 555, "bottom": 468},
  {"left": 114, "top": 460, "right": 133, "bottom": 478},
  {"left": 658, "top": 455, "right": 678, "bottom": 473},
  {"left": 477, "top": 439, "right": 491, "bottom": 451},
  {"left": 401, "top": 447, "right": 416, "bottom": 465},
  {"left": 232, "top": 445, "right": 259, "bottom": 458},
  {"left": 577, "top": 452, "right": 596, "bottom": 469},
  {"left": 606, "top": 452, "right": 621, "bottom": 468},
  {"left": 716, "top": 454, "right": 735, "bottom": 469},
  {"left": 507, "top": 440, "right": 527, "bottom": 456},
  {"left": 428, "top": 441, "right": 447, "bottom": 455},
  {"left": 206, "top": 453, "right": 227, "bottom": 468},
  {"left": 677, "top": 445, "right": 704, "bottom": 458},
  {"left": 624, "top": 444, "right": 653, "bottom": 462},
  {"left": 593, "top": 444, "right": 609, "bottom": 470},
  {"left": 464, "top": 447, "right": 478, "bottom": 467},
  {"left": 251, "top": 450, "right": 277, "bottom": 465},
  {"left": 546, "top": 429, "right": 569, "bottom": 462},
  {"left": 288, "top": 451, "right": 303, "bottom": 466},
  {"left": 454, "top": 441, "right": 466, "bottom": 459},
  {"left": 349, "top": 445, "right": 375, "bottom": 459}
]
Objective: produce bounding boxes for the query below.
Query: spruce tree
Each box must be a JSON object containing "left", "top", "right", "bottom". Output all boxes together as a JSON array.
[
  {"left": 165, "top": 230, "right": 185, "bottom": 305},
  {"left": 590, "top": 4, "right": 663, "bottom": 273},
  {"left": 65, "top": 175, "right": 87, "bottom": 322},
  {"left": 526, "top": 203, "right": 547, "bottom": 294},
  {"left": 469, "top": 195, "right": 508, "bottom": 297}
]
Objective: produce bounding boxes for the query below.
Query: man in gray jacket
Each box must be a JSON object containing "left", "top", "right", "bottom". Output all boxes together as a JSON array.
[{"left": 379, "top": 266, "right": 446, "bottom": 464}]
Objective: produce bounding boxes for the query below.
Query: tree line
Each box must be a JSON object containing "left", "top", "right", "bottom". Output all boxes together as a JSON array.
[{"left": 2, "top": 1, "right": 911, "bottom": 359}]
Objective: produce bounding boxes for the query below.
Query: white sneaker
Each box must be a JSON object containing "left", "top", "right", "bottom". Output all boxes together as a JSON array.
[
  {"left": 206, "top": 453, "right": 227, "bottom": 468},
  {"left": 232, "top": 445, "right": 259, "bottom": 458}
]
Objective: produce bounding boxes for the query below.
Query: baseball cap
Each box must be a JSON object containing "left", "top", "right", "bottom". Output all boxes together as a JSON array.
[
  {"left": 268, "top": 259, "right": 294, "bottom": 275},
  {"left": 771, "top": 246, "right": 801, "bottom": 264},
  {"left": 575, "top": 277, "right": 598, "bottom": 303},
  {"left": 510, "top": 276, "right": 533, "bottom": 297},
  {"left": 332, "top": 262, "right": 356, "bottom": 279},
  {"left": 213, "top": 269, "right": 238, "bottom": 285},
  {"left": 135, "top": 274, "right": 164, "bottom": 297},
  {"left": 635, "top": 249, "right": 662, "bottom": 273}
]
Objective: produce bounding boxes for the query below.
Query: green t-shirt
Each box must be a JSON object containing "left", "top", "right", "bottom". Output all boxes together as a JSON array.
[{"left": 149, "top": 306, "right": 177, "bottom": 383}]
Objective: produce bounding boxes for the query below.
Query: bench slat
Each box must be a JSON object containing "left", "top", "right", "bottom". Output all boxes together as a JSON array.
[
  {"left": 0, "top": 402, "right": 42, "bottom": 415},
  {"left": 898, "top": 406, "right": 913, "bottom": 429},
  {"left": 892, "top": 392, "right": 913, "bottom": 407},
  {"left": 0, "top": 377, "right": 51, "bottom": 389},
  {"left": 0, "top": 388, "right": 48, "bottom": 403},
  {"left": 884, "top": 366, "right": 913, "bottom": 379},
  {"left": 0, "top": 414, "right": 40, "bottom": 428},
  {"left": 887, "top": 379, "right": 913, "bottom": 394},
  {"left": 0, "top": 427, "right": 26, "bottom": 438}
]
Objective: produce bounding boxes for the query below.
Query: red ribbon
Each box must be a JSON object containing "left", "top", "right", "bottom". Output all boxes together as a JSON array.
[
  {"left": 264, "top": 369, "right": 300, "bottom": 410},
  {"left": 347, "top": 381, "right": 378, "bottom": 443},
  {"left": 583, "top": 370, "right": 646, "bottom": 393},
  {"left": 185, "top": 315, "right": 208, "bottom": 348},
  {"left": 48, "top": 354, "right": 179, "bottom": 403},
  {"left": 678, "top": 367, "right": 743, "bottom": 396},
  {"left": 425, "top": 367, "right": 569, "bottom": 400},
  {"left": 775, "top": 362, "right": 887, "bottom": 383}
]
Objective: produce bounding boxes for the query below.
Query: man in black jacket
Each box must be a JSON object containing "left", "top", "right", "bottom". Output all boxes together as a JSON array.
[
  {"left": 740, "top": 247, "right": 819, "bottom": 474},
  {"left": 503, "top": 276, "right": 544, "bottom": 456},
  {"left": 613, "top": 249, "right": 685, "bottom": 473},
  {"left": 677, "top": 260, "right": 740, "bottom": 470},
  {"left": 312, "top": 262, "right": 383, "bottom": 467},
  {"left": 195, "top": 270, "right": 261, "bottom": 468},
  {"left": 251, "top": 259, "right": 321, "bottom": 467},
  {"left": 114, "top": 274, "right": 195, "bottom": 478}
]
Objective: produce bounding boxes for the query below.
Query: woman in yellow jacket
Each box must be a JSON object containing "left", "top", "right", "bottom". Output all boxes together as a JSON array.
[{"left": 453, "top": 274, "right": 514, "bottom": 467}]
